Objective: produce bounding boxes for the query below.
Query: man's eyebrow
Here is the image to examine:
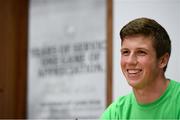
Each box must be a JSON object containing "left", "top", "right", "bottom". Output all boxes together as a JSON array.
[
  {"left": 120, "top": 47, "right": 149, "bottom": 51},
  {"left": 120, "top": 48, "right": 129, "bottom": 52},
  {"left": 136, "top": 48, "right": 149, "bottom": 52}
]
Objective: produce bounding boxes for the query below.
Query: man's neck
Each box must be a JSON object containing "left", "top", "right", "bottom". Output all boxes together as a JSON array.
[{"left": 133, "top": 77, "right": 170, "bottom": 104}]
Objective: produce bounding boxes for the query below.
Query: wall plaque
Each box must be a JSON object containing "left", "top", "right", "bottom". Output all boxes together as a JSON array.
[{"left": 28, "top": 0, "right": 112, "bottom": 119}]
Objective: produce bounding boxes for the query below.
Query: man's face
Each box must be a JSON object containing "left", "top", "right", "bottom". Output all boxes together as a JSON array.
[{"left": 121, "top": 35, "right": 160, "bottom": 89}]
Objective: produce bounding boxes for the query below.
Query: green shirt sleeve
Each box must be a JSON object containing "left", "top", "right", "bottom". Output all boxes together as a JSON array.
[
  {"left": 100, "top": 97, "right": 123, "bottom": 120},
  {"left": 100, "top": 103, "right": 114, "bottom": 120}
]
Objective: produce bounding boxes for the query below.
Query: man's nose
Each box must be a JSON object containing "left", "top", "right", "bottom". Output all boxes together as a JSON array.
[{"left": 127, "top": 54, "right": 138, "bottom": 65}]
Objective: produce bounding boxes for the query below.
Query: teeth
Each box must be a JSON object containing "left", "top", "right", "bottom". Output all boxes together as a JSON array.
[{"left": 128, "top": 69, "right": 141, "bottom": 74}]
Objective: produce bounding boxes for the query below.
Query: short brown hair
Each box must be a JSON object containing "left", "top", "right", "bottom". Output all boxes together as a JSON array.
[{"left": 120, "top": 17, "right": 171, "bottom": 71}]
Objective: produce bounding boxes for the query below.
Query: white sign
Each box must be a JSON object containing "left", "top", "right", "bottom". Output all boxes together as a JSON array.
[{"left": 28, "top": 0, "right": 107, "bottom": 119}]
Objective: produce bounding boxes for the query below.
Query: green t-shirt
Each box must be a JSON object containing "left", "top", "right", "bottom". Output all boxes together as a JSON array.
[{"left": 101, "top": 80, "right": 180, "bottom": 119}]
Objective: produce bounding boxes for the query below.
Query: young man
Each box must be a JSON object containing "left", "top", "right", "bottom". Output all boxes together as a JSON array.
[{"left": 101, "top": 17, "right": 180, "bottom": 119}]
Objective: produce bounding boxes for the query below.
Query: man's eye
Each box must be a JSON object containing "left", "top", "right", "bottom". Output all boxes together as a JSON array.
[
  {"left": 121, "top": 51, "right": 129, "bottom": 56},
  {"left": 137, "top": 51, "right": 147, "bottom": 56}
]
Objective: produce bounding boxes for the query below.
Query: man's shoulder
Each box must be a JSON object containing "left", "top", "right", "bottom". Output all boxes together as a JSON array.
[
  {"left": 169, "top": 80, "right": 180, "bottom": 117},
  {"left": 100, "top": 93, "right": 133, "bottom": 119},
  {"left": 114, "top": 93, "right": 133, "bottom": 106},
  {"left": 169, "top": 80, "right": 180, "bottom": 104},
  {"left": 171, "top": 79, "right": 180, "bottom": 91},
  {"left": 106, "top": 93, "right": 133, "bottom": 112}
]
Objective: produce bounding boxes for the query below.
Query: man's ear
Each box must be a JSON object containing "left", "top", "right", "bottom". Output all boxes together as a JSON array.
[{"left": 158, "top": 53, "right": 170, "bottom": 69}]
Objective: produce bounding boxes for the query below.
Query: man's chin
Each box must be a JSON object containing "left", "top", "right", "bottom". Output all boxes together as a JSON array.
[{"left": 127, "top": 79, "right": 140, "bottom": 87}]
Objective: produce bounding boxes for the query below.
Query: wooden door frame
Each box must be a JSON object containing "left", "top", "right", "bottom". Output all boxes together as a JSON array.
[
  {"left": 106, "top": 0, "right": 113, "bottom": 106},
  {"left": 0, "top": 0, "right": 28, "bottom": 118}
]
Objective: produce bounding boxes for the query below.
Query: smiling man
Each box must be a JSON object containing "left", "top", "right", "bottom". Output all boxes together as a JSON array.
[{"left": 101, "top": 17, "right": 180, "bottom": 119}]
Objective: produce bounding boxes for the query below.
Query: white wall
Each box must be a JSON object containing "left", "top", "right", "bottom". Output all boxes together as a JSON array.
[{"left": 113, "top": 0, "right": 180, "bottom": 100}]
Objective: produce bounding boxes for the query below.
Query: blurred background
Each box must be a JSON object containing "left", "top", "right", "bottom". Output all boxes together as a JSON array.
[{"left": 0, "top": 0, "right": 179, "bottom": 119}]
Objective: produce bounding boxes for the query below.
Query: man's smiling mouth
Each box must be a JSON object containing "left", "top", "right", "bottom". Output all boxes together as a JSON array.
[
  {"left": 127, "top": 69, "right": 142, "bottom": 74},
  {"left": 127, "top": 69, "right": 142, "bottom": 77}
]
